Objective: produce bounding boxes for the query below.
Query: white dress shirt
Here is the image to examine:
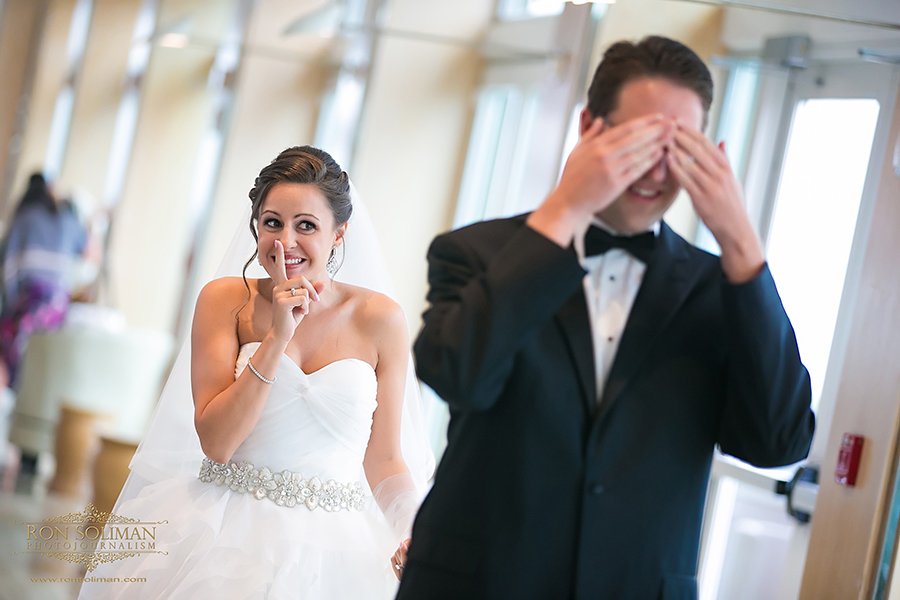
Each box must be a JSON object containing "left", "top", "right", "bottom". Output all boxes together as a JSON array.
[{"left": 574, "top": 219, "right": 660, "bottom": 402}]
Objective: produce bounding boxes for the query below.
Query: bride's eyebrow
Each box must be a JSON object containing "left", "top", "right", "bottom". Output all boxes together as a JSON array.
[
  {"left": 294, "top": 213, "right": 320, "bottom": 221},
  {"left": 260, "top": 209, "right": 320, "bottom": 222}
]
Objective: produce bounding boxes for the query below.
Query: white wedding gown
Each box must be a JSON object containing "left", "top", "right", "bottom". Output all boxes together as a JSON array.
[{"left": 78, "top": 343, "right": 400, "bottom": 599}]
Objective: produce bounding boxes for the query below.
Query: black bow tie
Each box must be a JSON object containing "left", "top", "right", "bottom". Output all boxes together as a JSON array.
[{"left": 583, "top": 226, "right": 656, "bottom": 263}]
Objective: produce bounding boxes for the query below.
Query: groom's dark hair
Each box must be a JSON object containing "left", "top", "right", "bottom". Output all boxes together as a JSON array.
[{"left": 586, "top": 36, "right": 713, "bottom": 127}]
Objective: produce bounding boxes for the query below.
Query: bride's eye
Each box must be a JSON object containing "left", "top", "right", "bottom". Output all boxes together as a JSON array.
[
  {"left": 263, "top": 218, "right": 281, "bottom": 229},
  {"left": 298, "top": 220, "right": 317, "bottom": 232}
]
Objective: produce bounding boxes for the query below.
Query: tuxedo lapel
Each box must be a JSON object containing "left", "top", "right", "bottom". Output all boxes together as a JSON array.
[
  {"left": 555, "top": 284, "right": 596, "bottom": 419},
  {"left": 597, "top": 223, "right": 702, "bottom": 421}
]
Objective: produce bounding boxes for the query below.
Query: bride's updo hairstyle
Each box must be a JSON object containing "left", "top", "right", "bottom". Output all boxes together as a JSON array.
[{"left": 243, "top": 146, "right": 352, "bottom": 280}]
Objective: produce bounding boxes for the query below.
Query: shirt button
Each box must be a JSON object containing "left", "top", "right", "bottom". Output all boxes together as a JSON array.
[{"left": 591, "top": 483, "right": 605, "bottom": 496}]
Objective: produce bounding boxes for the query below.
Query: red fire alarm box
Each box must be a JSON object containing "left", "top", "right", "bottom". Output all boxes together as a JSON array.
[{"left": 835, "top": 434, "right": 864, "bottom": 486}]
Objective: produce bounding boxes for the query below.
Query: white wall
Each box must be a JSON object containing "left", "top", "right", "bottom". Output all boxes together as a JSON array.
[{"left": 352, "top": 0, "right": 493, "bottom": 334}]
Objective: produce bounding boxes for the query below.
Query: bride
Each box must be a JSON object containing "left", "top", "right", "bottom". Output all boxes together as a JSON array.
[{"left": 78, "top": 146, "right": 433, "bottom": 599}]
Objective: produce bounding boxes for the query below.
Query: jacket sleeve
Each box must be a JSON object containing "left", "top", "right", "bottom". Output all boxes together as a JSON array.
[
  {"left": 413, "top": 224, "right": 585, "bottom": 412},
  {"left": 717, "top": 264, "right": 816, "bottom": 467}
]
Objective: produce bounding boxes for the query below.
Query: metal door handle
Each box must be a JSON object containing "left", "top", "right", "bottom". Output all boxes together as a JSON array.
[{"left": 775, "top": 465, "right": 819, "bottom": 523}]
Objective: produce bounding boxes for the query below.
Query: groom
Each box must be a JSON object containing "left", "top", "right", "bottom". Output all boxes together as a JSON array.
[{"left": 398, "top": 36, "right": 814, "bottom": 599}]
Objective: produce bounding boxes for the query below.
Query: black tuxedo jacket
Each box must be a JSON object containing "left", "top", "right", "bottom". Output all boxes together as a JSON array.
[{"left": 398, "top": 215, "right": 814, "bottom": 600}]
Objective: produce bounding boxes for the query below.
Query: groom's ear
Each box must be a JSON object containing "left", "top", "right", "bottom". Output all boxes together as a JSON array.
[{"left": 579, "top": 108, "right": 599, "bottom": 137}]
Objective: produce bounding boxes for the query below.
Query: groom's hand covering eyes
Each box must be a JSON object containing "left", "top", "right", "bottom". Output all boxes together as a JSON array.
[
  {"left": 555, "top": 113, "right": 675, "bottom": 219},
  {"left": 666, "top": 124, "right": 765, "bottom": 283}
]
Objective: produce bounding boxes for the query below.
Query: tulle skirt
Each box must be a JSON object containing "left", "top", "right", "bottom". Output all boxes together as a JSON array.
[{"left": 77, "top": 475, "right": 400, "bottom": 599}]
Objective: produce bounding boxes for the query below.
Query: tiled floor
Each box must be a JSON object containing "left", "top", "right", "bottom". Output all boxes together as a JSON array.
[{"left": 0, "top": 448, "right": 86, "bottom": 600}]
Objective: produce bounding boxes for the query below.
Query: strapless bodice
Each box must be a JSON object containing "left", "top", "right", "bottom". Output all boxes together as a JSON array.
[{"left": 230, "top": 342, "right": 378, "bottom": 482}]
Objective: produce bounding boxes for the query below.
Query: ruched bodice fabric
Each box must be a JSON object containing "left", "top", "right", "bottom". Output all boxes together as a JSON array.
[{"left": 231, "top": 343, "right": 377, "bottom": 482}]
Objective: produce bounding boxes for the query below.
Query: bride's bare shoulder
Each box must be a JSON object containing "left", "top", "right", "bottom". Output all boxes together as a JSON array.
[
  {"left": 199, "top": 276, "right": 249, "bottom": 300},
  {"left": 196, "top": 277, "right": 266, "bottom": 316},
  {"left": 337, "top": 282, "right": 405, "bottom": 333}
]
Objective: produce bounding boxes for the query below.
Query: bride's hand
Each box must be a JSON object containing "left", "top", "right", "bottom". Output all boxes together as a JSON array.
[
  {"left": 270, "top": 240, "right": 325, "bottom": 343},
  {"left": 390, "top": 538, "right": 410, "bottom": 581}
]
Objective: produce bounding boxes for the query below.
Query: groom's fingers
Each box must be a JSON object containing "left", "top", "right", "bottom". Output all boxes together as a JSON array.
[
  {"left": 609, "top": 122, "right": 672, "bottom": 166},
  {"left": 622, "top": 146, "right": 666, "bottom": 182},
  {"left": 602, "top": 113, "right": 668, "bottom": 151}
]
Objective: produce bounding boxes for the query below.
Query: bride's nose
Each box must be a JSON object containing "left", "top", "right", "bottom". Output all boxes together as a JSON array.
[{"left": 279, "top": 230, "right": 297, "bottom": 249}]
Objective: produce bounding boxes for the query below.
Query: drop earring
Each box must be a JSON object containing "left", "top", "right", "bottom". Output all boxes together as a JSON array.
[{"left": 326, "top": 246, "right": 338, "bottom": 276}]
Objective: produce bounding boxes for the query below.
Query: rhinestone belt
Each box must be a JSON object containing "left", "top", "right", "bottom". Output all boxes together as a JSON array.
[{"left": 199, "top": 457, "right": 365, "bottom": 511}]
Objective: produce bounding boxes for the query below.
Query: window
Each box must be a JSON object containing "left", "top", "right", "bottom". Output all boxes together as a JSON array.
[
  {"left": 765, "top": 98, "right": 880, "bottom": 411},
  {"left": 453, "top": 85, "right": 542, "bottom": 227},
  {"left": 497, "top": 0, "right": 565, "bottom": 20},
  {"left": 498, "top": 0, "right": 609, "bottom": 20},
  {"left": 44, "top": 0, "right": 94, "bottom": 180}
]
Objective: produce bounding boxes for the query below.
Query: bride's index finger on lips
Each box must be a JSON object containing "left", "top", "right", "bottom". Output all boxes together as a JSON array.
[{"left": 273, "top": 240, "right": 288, "bottom": 285}]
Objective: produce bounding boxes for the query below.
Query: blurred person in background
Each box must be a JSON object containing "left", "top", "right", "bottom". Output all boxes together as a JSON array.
[{"left": 0, "top": 172, "right": 87, "bottom": 389}]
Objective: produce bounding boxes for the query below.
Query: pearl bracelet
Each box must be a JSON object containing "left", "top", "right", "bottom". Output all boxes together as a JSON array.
[{"left": 247, "top": 359, "right": 276, "bottom": 384}]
